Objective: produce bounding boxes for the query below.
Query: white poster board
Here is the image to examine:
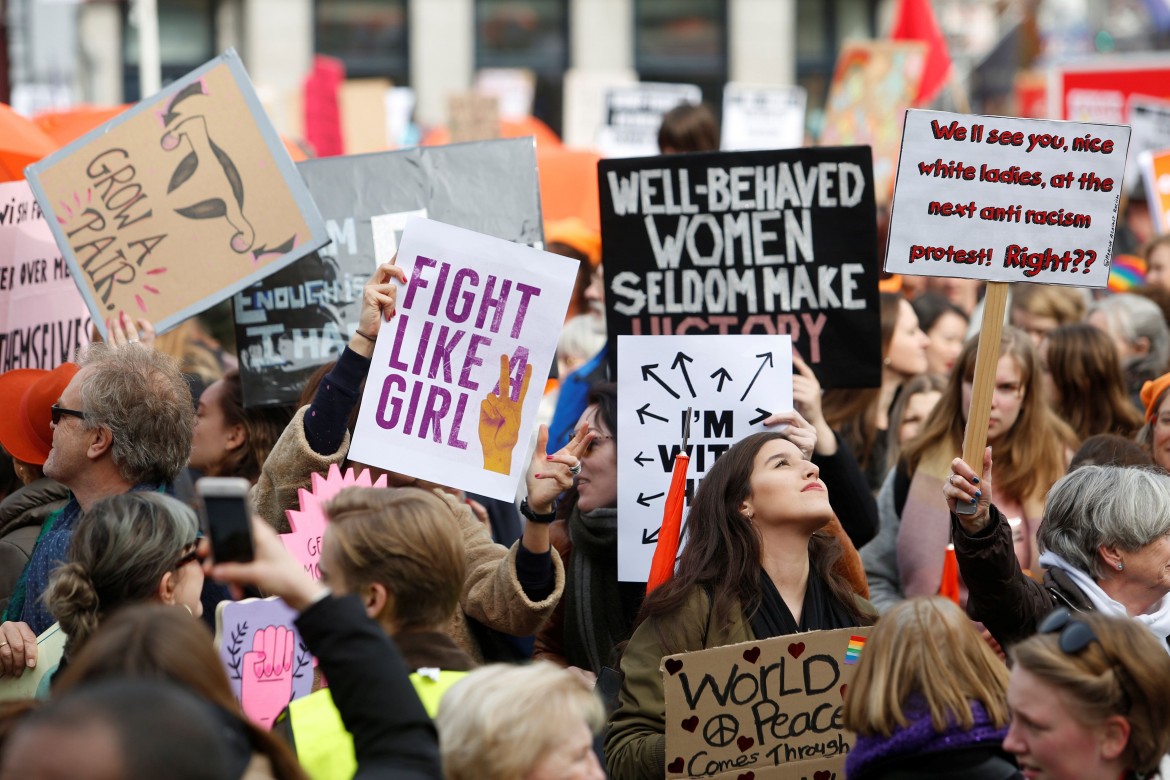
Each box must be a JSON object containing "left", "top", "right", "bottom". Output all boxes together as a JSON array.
[
  {"left": 597, "top": 83, "right": 702, "bottom": 158},
  {"left": 884, "top": 109, "right": 1129, "bottom": 288},
  {"left": 0, "top": 179, "right": 91, "bottom": 371},
  {"left": 617, "top": 334, "right": 793, "bottom": 582},
  {"left": 1126, "top": 98, "right": 1170, "bottom": 194},
  {"left": 720, "top": 83, "right": 807, "bottom": 152},
  {"left": 563, "top": 68, "right": 638, "bottom": 149},
  {"left": 349, "top": 217, "right": 578, "bottom": 500}
]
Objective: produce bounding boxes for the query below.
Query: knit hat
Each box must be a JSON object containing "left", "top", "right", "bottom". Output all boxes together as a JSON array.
[
  {"left": 1140, "top": 371, "right": 1170, "bottom": 423},
  {"left": 0, "top": 362, "right": 80, "bottom": 465}
]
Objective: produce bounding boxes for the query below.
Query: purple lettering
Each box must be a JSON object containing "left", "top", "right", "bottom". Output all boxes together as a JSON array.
[
  {"left": 411, "top": 321, "right": 434, "bottom": 374},
  {"left": 509, "top": 282, "right": 541, "bottom": 338},
  {"left": 402, "top": 380, "right": 423, "bottom": 436},
  {"left": 402, "top": 256, "right": 436, "bottom": 309},
  {"left": 375, "top": 374, "right": 406, "bottom": 429},
  {"left": 447, "top": 393, "right": 470, "bottom": 450},
  {"left": 460, "top": 333, "right": 491, "bottom": 390},
  {"left": 474, "top": 275, "right": 511, "bottom": 334},
  {"left": 427, "top": 325, "right": 465, "bottom": 382},
  {"left": 446, "top": 268, "right": 478, "bottom": 323},
  {"left": 387, "top": 313, "right": 411, "bottom": 371},
  {"left": 427, "top": 261, "right": 451, "bottom": 316},
  {"left": 419, "top": 385, "right": 452, "bottom": 443}
]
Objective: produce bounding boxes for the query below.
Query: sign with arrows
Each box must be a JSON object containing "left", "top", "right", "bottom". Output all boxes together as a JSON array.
[
  {"left": 599, "top": 145, "right": 881, "bottom": 389},
  {"left": 617, "top": 333, "right": 793, "bottom": 582}
]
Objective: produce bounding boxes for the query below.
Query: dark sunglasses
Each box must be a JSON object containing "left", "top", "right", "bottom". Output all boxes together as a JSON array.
[
  {"left": 1037, "top": 608, "right": 1097, "bottom": 654},
  {"left": 50, "top": 404, "right": 87, "bottom": 425},
  {"left": 175, "top": 532, "right": 206, "bottom": 569}
]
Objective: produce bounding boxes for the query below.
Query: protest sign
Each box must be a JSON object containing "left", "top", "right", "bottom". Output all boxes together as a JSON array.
[
  {"left": 348, "top": 217, "right": 578, "bottom": 501},
  {"left": 599, "top": 146, "right": 881, "bottom": 390},
  {"left": 340, "top": 78, "right": 392, "bottom": 155},
  {"left": 449, "top": 92, "right": 500, "bottom": 143},
  {"left": 562, "top": 68, "right": 638, "bottom": 149},
  {"left": 233, "top": 138, "right": 543, "bottom": 407},
  {"left": 720, "top": 84, "right": 806, "bottom": 152},
  {"left": 216, "top": 597, "right": 315, "bottom": 730},
  {"left": 596, "top": 83, "right": 702, "bottom": 158},
  {"left": 663, "top": 626, "right": 872, "bottom": 779},
  {"left": 0, "top": 179, "right": 90, "bottom": 371},
  {"left": 820, "top": 41, "right": 926, "bottom": 203},
  {"left": 0, "top": 622, "right": 65, "bottom": 702},
  {"left": 25, "top": 50, "right": 328, "bottom": 341},
  {"left": 617, "top": 334, "right": 792, "bottom": 582},
  {"left": 475, "top": 68, "right": 536, "bottom": 120},
  {"left": 1127, "top": 99, "right": 1170, "bottom": 194},
  {"left": 282, "top": 464, "right": 388, "bottom": 579},
  {"left": 1140, "top": 148, "right": 1170, "bottom": 235},
  {"left": 1049, "top": 55, "right": 1170, "bottom": 123},
  {"left": 883, "top": 109, "right": 1130, "bottom": 288}
]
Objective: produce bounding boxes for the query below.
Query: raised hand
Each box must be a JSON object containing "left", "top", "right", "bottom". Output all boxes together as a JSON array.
[
  {"left": 349, "top": 257, "right": 408, "bottom": 358},
  {"left": 479, "top": 354, "right": 533, "bottom": 475},
  {"left": 944, "top": 447, "right": 993, "bottom": 534},
  {"left": 106, "top": 310, "right": 156, "bottom": 349},
  {"left": 526, "top": 423, "right": 593, "bottom": 513},
  {"left": 240, "top": 624, "right": 296, "bottom": 729}
]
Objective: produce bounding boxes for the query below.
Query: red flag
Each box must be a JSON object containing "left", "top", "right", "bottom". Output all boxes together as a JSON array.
[
  {"left": 647, "top": 451, "right": 689, "bottom": 593},
  {"left": 891, "top": 0, "right": 952, "bottom": 106}
]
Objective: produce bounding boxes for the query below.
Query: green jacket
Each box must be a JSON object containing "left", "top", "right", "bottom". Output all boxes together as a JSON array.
[{"left": 604, "top": 586, "right": 875, "bottom": 780}]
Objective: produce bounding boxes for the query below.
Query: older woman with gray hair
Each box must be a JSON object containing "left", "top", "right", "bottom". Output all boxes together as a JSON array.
[
  {"left": 1087, "top": 293, "right": 1170, "bottom": 405},
  {"left": 944, "top": 453, "right": 1170, "bottom": 651}
]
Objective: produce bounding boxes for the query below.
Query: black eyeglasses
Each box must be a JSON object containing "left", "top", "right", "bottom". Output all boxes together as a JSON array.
[
  {"left": 50, "top": 404, "right": 87, "bottom": 425},
  {"left": 1037, "top": 608, "right": 1098, "bottom": 654},
  {"left": 175, "top": 532, "right": 205, "bottom": 569}
]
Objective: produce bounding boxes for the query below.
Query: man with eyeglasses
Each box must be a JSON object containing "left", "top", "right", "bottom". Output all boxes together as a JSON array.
[{"left": 0, "top": 342, "right": 194, "bottom": 678}]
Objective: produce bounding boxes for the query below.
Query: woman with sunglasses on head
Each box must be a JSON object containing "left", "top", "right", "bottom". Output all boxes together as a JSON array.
[
  {"left": 863, "top": 327, "right": 1077, "bottom": 614},
  {"left": 945, "top": 453, "right": 1170, "bottom": 653},
  {"left": 1005, "top": 609, "right": 1170, "bottom": 780},
  {"left": 44, "top": 492, "right": 204, "bottom": 678}
]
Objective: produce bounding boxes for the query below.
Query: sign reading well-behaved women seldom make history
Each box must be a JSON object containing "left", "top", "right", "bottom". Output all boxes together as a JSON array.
[
  {"left": 883, "top": 109, "right": 1130, "bottom": 288},
  {"left": 232, "top": 138, "right": 544, "bottom": 407},
  {"left": 25, "top": 50, "right": 328, "bottom": 341},
  {"left": 348, "top": 217, "right": 578, "bottom": 501},
  {"left": 599, "top": 146, "right": 881, "bottom": 389}
]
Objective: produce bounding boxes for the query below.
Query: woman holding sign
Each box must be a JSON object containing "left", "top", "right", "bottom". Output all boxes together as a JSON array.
[
  {"left": 605, "top": 430, "right": 876, "bottom": 780},
  {"left": 862, "top": 327, "right": 1076, "bottom": 613}
]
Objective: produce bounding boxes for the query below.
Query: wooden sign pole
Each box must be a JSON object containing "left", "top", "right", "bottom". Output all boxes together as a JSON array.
[{"left": 955, "top": 281, "right": 1009, "bottom": 516}]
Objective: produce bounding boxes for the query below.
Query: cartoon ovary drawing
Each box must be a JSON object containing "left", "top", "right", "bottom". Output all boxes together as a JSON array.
[{"left": 161, "top": 113, "right": 257, "bottom": 254}]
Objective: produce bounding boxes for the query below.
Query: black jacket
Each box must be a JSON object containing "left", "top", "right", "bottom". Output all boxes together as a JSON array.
[
  {"left": 0, "top": 478, "right": 69, "bottom": 616},
  {"left": 850, "top": 746, "right": 1022, "bottom": 780}
]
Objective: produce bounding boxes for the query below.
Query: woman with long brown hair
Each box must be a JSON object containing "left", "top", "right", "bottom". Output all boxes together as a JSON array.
[
  {"left": 862, "top": 327, "right": 1076, "bottom": 613},
  {"left": 605, "top": 431, "right": 875, "bottom": 780},
  {"left": 1043, "top": 323, "right": 1142, "bottom": 441},
  {"left": 189, "top": 369, "right": 295, "bottom": 483}
]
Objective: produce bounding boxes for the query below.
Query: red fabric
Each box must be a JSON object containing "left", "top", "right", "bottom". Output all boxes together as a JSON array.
[
  {"left": 303, "top": 55, "right": 345, "bottom": 158},
  {"left": 647, "top": 453, "right": 689, "bottom": 593},
  {"left": 0, "top": 103, "right": 58, "bottom": 182},
  {"left": 891, "top": 0, "right": 952, "bottom": 105}
]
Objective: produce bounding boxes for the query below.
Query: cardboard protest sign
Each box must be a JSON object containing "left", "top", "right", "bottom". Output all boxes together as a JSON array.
[
  {"left": 216, "top": 597, "right": 315, "bottom": 730},
  {"left": 25, "top": 50, "right": 327, "bottom": 340},
  {"left": 617, "top": 334, "right": 792, "bottom": 582},
  {"left": 599, "top": 146, "right": 881, "bottom": 390},
  {"left": 596, "top": 83, "right": 702, "bottom": 158},
  {"left": 1127, "top": 99, "right": 1170, "bottom": 194},
  {"left": 883, "top": 109, "right": 1129, "bottom": 288},
  {"left": 0, "top": 180, "right": 91, "bottom": 371},
  {"left": 721, "top": 84, "right": 807, "bottom": 152},
  {"left": 663, "top": 627, "right": 872, "bottom": 780},
  {"left": 282, "top": 464, "right": 388, "bottom": 579},
  {"left": 340, "top": 78, "right": 392, "bottom": 155},
  {"left": 348, "top": 217, "right": 578, "bottom": 500},
  {"left": 820, "top": 41, "right": 926, "bottom": 203},
  {"left": 449, "top": 93, "right": 500, "bottom": 143},
  {"left": 233, "top": 138, "right": 543, "bottom": 407}
]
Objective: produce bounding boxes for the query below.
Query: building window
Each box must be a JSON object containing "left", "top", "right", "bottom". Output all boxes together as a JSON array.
[
  {"left": 475, "top": 0, "right": 567, "bottom": 135},
  {"left": 123, "top": 0, "right": 218, "bottom": 101},
  {"left": 315, "top": 0, "right": 409, "bottom": 84},
  {"left": 796, "top": 0, "right": 881, "bottom": 135},
  {"left": 634, "top": 0, "right": 727, "bottom": 112}
]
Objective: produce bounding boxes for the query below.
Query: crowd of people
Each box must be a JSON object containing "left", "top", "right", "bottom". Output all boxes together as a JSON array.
[{"left": 2, "top": 103, "right": 1170, "bottom": 780}]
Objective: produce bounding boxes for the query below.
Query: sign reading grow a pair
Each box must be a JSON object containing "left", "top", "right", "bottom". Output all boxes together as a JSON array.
[
  {"left": 663, "top": 626, "right": 872, "bottom": 780},
  {"left": 25, "top": 50, "right": 327, "bottom": 340}
]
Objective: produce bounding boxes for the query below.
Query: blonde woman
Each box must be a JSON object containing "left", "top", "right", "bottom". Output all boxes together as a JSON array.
[
  {"left": 842, "top": 598, "right": 1018, "bottom": 779},
  {"left": 437, "top": 661, "right": 604, "bottom": 780}
]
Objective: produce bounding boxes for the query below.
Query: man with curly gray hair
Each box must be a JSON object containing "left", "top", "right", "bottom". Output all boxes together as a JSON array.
[{"left": 0, "top": 343, "right": 193, "bottom": 676}]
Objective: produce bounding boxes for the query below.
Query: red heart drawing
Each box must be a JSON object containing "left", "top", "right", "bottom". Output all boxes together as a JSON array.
[
  {"left": 668, "top": 757, "right": 685, "bottom": 774},
  {"left": 737, "top": 773, "right": 755, "bottom": 780},
  {"left": 681, "top": 716, "right": 699, "bottom": 732},
  {"left": 813, "top": 771, "right": 832, "bottom": 780},
  {"left": 737, "top": 736, "right": 754, "bottom": 752},
  {"left": 840, "top": 684, "right": 848, "bottom": 699},
  {"left": 787, "top": 641, "right": 806, "bottom": 659},
  {"left": 742, "top": 646, "right": 761, "bottom": 663},
  {"left": 665, "top": 659, "right": 684, "bottom": 675}
]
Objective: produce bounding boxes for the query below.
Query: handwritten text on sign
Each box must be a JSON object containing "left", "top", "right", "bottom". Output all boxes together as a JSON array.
[
  {"left": 884, "top": 109, "right": 1130, "bottom": 288},
  {"left": 348, "top": 217, "right": 577, "bottom": 501},
  {"left": 616, "top": 334, "right": 792, "bottom": 582},
  {"left": 664, "top": 627, "right": 871, "bottom": 779}
]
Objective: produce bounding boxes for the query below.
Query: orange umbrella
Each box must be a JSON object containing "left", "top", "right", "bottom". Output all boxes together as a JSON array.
[
  {"left": 34, "top": 105, "right": 129, "bottom": 146},
  {"left": 0, "top": 103, "right": 58, "bottom": 182},
  {"left": 537, "top": 146, "right": 601, "bottom": 235},
  {"left": 647, "top": 410, "right": 692, "bottom": 593}
]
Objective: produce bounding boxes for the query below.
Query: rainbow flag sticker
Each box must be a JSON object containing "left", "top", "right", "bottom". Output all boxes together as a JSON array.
[{"left": 844, "top": 635, "right": 866, "bottom": 665}]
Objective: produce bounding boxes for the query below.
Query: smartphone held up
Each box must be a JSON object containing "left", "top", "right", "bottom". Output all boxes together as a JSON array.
[{"left": 196, "top": 477, "right": 255, "bottom": 564}]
